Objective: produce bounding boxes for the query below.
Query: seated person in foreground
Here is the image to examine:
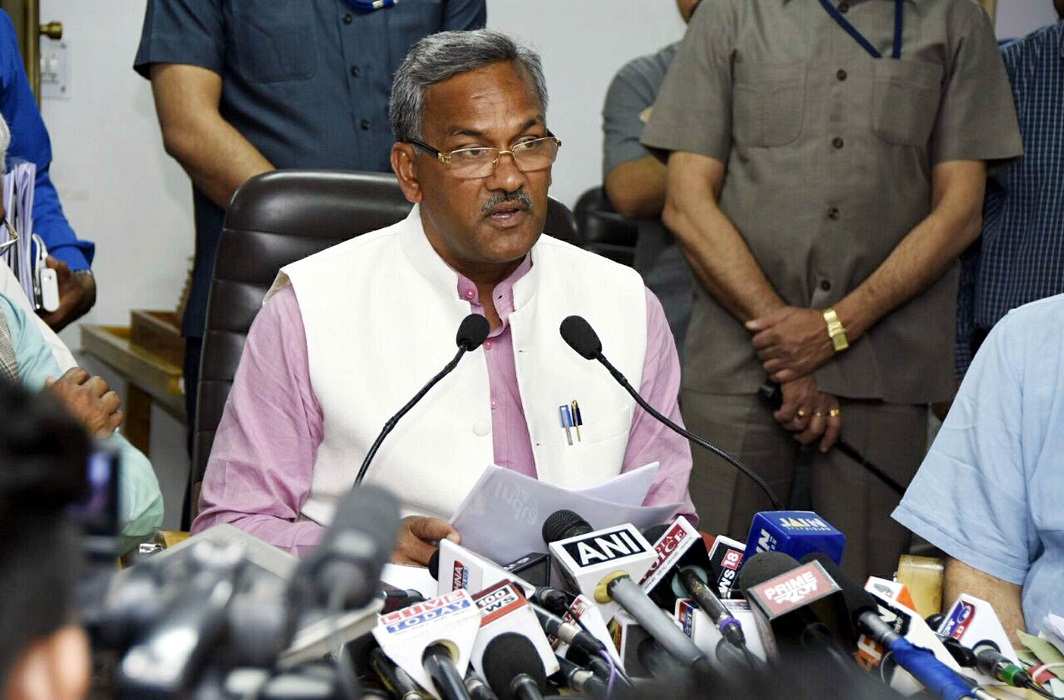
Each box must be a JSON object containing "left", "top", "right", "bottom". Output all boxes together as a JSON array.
[
  {"left": 193, "top": 30, "right": 695, "bottom": 564},
  {"left": 892, "top": 294, "right": 1064, "bottom": 645},
  {"left": 0, "top": 292, "right": 163, "bottom": 551},
  {"left": 0, "top": 381, "right": 94, "bottom": 700}
]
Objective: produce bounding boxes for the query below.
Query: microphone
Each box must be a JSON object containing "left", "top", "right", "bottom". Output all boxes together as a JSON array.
[
  {"left": 853, "top": 579, "right": 966, "bottom": 696},
  {"left": 289, "top": 484, "right": 401, "bottom": 613},
  {"left": 530, "top": 604, "right": 605, "bottom": 659},
  {"left": 938, "top": 593, "right": 1021, "bottom": 669},
  {"left": 115, "top": 541, "right": 246, "bottom": 695},
  {"left": 706, "top": 534, "right": 746, "bottom": 600},
  {"left": 356, "top": 313, "right": 489, "bottom": 484},
  {"left": 554, "top": 656, "right": 608, "bottom": 698},
  {"left": 971, "top": 640, "right": 1044, "bottom": 694},
  {"left": 559, "top": 315, "right": 781, "bottom": 509},
  {"left": 424, "top": 644, "right": 474, "bottom": 700},
  {"left": 639, "top": 519, "right": 735, "bottom": 630},
  {"left": 803, "top": 553, "right": 995, "bottom": 700},
  {"left": 469, "top": 580, "right": 560, "bottom": 680},
  {"left": 369, "top": 647, "right": 422, "bottom": 700},
  {"left": 527, "top": 586, "right": 570, "bottom": 617},
  {"left": 372, "top": 589, "right": 481, "bottom": 698},
  {"left": 758, "top": 381, "right": 906, "bottom": 496},
  {"left": 638, "top": 518, "right": 758, "bottom": 665},
  {"left": 464, "top": 667, "right": 499, "bottom": 700},
  {"left": 742, "top": 510, "right": 846, "bottom": 566},
  {"left": 482, "top": 633, "right": 548, "bottom": 700},
  {"left": 738, "top": 551, "right": 857, "bottom": 665},
  {"left": 430, "top": 539, "right": 533, "bottom": 598},
  {"left": 542, "top": 509, "right": 710, "bottom": 670},
  {"left": 534, "top": 591, "right": 622, "bottom": 674},
  {"left": 936, "top": 594, "right": 1040, "bottom": 693}
]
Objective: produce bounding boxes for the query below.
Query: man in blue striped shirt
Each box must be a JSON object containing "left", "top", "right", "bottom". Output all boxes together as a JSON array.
[{"left": 956, "top": 2, "right": 1064, "bottom": 376}]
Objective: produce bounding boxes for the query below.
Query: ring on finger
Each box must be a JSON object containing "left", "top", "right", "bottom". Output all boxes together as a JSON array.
[
  {"left": 813, "top": 411, "right": 826, "bottom": 418},
  {"left": 829, "top": 407, "right": 841, "bottom": 417},
  {"left": 796, "top": 409, "right": 807, "bottom": 418}
]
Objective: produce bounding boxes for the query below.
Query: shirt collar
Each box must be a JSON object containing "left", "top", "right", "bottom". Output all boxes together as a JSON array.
[{"left": 456, "top": 256, "right": 532, "bottom": 307}]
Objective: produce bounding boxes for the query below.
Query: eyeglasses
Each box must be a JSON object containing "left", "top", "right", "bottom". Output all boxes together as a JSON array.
[
  {"left": 0, "top": 216, "right": 18, "bottom": 255},
  {"left": 405, "top": 132, "right": 562, "bottom": 179}
]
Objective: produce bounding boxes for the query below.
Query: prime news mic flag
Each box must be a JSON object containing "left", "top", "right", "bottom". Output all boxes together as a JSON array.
[
  {"left": 558, "top": 315, "right": 782, "bottom": 509},
  {"left": 356, "top": 313, "right": 490, "bottom": 484}
]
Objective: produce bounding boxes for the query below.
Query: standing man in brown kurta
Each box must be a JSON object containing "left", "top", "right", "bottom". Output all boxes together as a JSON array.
[{"left": 642, "top": 0, "right": 1022, "bottom": 580}]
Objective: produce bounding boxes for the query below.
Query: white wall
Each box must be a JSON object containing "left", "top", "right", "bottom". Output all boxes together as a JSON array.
[
  {"left": 995, "top": 1, "right": 1060, "bottom": 39},
  {"left": 40, "top": 0, "right": 191, "bottom": 341},
  {"left": 488, "top": 1, "right": 686, "bottom": 207}
]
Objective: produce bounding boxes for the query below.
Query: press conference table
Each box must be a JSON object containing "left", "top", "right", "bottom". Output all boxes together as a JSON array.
[{"left": 80, "top": 324, "right": 186, "bottom": 455}]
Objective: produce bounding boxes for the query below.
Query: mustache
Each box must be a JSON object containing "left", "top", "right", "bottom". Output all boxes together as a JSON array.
[{"left": 482, "top": 190, "right": 533, "bottom": 215}]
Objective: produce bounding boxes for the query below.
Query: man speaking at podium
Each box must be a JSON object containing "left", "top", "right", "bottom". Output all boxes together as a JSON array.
[{"left": 193, "top": 30, "right": 695, "bottom": 565}]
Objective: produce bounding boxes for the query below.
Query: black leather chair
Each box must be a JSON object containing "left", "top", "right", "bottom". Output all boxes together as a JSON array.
[
  {"left": 186, "top": 169, "right": 578, "bottom": 525},
  {"left": 573, "top": 186, "right": 639, "bottom": 268}
]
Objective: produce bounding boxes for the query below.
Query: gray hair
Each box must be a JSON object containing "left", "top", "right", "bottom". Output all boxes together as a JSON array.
[{"left": 389, "top": 29, "right": 548, "bottom": 142}]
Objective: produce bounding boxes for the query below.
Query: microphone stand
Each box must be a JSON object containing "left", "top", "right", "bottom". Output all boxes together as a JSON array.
[
  {"left": 594, "top": 352, "right": 783, "bottom": 509},
  {"left": 757, "top": 382, "right": 905, "bottom": 496},
  {"left": 355, "top": 344, "right": 472, "bottom": 484}
]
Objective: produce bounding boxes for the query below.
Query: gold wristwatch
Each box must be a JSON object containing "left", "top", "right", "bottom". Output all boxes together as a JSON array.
[{"left": 823, "top": 307, "right": 849, "bottom": 352}]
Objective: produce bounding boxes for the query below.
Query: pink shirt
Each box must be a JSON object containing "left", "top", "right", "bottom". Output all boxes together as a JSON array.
[{"left": 194, "top": 258, "right": 696, "bottom": 556}]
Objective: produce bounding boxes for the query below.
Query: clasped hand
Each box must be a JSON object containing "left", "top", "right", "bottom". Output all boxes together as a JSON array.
[
  {"left": 746, "top": 306, "right": 835, "bottom": 383},
  {"left": 746, "top": 306, "right": 842, "bottom": 452}
]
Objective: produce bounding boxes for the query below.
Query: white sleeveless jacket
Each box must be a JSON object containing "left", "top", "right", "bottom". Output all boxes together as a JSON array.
[{"left": 271, "top": 206, "right": 648, "bottom": 523}]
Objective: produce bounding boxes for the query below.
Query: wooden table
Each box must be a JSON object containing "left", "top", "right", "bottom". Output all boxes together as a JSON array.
[{"left": 80, "top": 324, "right": 185, "bottom": 455}]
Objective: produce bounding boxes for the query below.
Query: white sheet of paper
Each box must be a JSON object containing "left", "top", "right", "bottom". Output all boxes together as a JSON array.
[
  {"left": 450, "top": 462, "right": 680, "bottom": 564},
  {"left": 380, "top": 563, "right": 438, "bottom": 599},
  {"left": 1044, "top": 613, "right": 1064, "bottom": 656},
  {"left": 572, "top": 461, "right": 660, "bottom": 505}
]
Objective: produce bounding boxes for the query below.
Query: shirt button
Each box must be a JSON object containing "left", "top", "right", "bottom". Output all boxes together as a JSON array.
[
  {"left": 350, "top": 65, "right": 361, "bottom": 78},
  {"left": 464, "top": 289, "right": 475, "bottom": 300},
  {"left": 832, "top": 137, "right": 844, "bottom": 149},
  {"left": 828, "top": 207, "right": 841, "bottom": 220},
  {"left": 360, "top": 119, "right": 371, "bottom": 130},
  {"left": 491, "top": 399, "right": 497, "bottom": 409},
  {"left": 836, "top": 69, "right": 847, "bottom": 81},
  {"left": 820, "top": 279, "right": 832, "bottom": 292},
  {"left": 484, "top": 340, "right": 493, "bottom": 350},
  {"left": 343, "top": 13, "right": 353, "bottom": 24}
]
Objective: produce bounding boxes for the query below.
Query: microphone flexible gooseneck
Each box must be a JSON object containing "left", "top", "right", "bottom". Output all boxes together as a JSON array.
[
  {"left": 559, "top": 315, "right": 782, "bottom": 509},
  {"left": 757, "top": 381, "right": 905, "bottom": 496},
  {"left": 355, "top": 314, "right": 490, "bottom": 484}
]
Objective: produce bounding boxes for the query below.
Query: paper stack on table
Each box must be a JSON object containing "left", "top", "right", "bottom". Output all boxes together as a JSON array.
[
  {"left": 450, "top": 462, "right": 679, "bottom": 564},
  {"left": 1013, "top": 613, "right": 1064, "bottom": 699}
]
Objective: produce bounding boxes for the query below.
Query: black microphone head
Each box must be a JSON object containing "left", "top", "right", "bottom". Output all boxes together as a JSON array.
[
  {"left": 482, "top": 632, "right": 547, "bottom": 700},
  {"left": 456, "top": 313, "right": 490, "bottom": 351},
  {"left": 542, "top": 509, "right": 593, "bottom": 545},
  {"left": 737, "top": 551, "right": 801, "bottom": 597},
  {"left": 298, "top": 484, "right": 401, "bottom": 610},
  {"left": 799, "top": 552, "right": 879, "bottom": 622},
  {"left": 427, "top": 549, "right": 440, "bottom": 581},
  {"left": 559, "top": 315, "right": 602, "bottom": 360}
]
